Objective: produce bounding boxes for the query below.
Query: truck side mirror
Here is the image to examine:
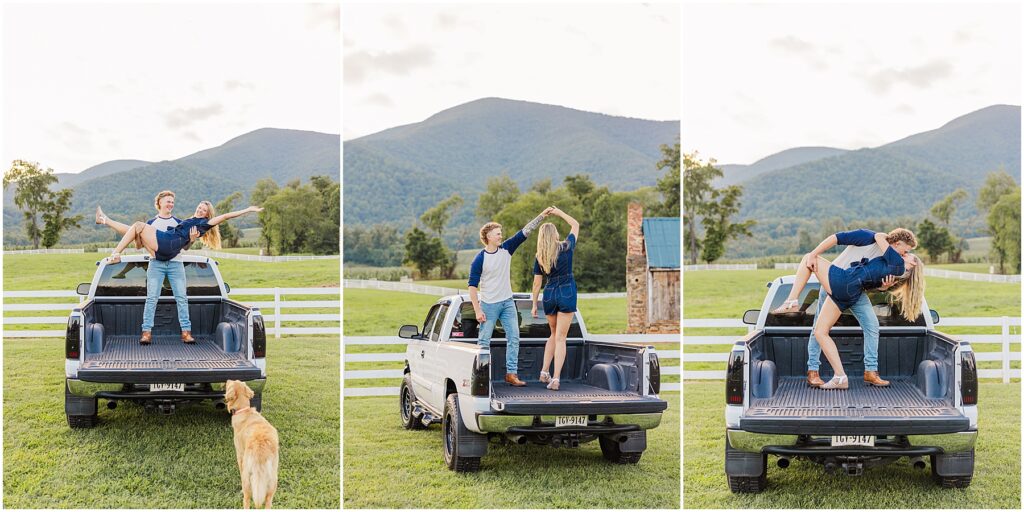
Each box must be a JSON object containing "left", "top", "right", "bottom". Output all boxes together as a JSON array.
[
  {"left": 930, "top": 309, "right": 940, "bottom": 325},
  {"left": 76, "top": 283, "right": 90, "bottom": 295},
  {"left": 742, "top": 310, "right": 760, "bottom": 325},
  {"left": 399, "top": 325, "right": 420, "bottom": 339},
  {"left": 224, "top": 283, "right": 231, "bottom": 294}
]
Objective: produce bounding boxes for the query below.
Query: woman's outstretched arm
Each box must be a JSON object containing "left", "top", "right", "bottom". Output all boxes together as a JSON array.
[
  {"left": 551, "top": 207, "right": 580, "bottom": 239},
  {"left": 208, "top": 205, "right": 263, "bottom": 226}
]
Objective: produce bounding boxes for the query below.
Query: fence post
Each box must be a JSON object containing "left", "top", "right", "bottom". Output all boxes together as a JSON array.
[
  {"left": 1002, "top": 316, "right": 1010, "bottom": 384},
  {"left": 275, "top": 287, "right": 282, "bottom": 339}
]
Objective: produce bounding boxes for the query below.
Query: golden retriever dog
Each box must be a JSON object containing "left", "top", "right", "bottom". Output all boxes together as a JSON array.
[{"left": 224, "top": 380, "right": 279, "bottom": 509}]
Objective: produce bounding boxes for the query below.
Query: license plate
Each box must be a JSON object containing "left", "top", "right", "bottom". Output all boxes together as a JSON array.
[
  {"left": 151, "top": 383, "right": 184, "bottom": 392},
  {"left": 831, "top": 435, "right": 875, "bottom": 447},
  {"left": 555, "top": 415, "right": 588, "bottom": 428}
]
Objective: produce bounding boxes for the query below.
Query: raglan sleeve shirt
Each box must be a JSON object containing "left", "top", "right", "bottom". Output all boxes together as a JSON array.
[
  {"left": 467, "top": 250, "right": 485, "bottom": 288},
  {"left": 835, "top": 229, "right": 877, "bottom": 247}
]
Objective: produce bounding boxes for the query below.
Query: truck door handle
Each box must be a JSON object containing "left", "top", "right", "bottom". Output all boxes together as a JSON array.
[{"left": 420, "top": 350, "right": 425, "bottom": 358}]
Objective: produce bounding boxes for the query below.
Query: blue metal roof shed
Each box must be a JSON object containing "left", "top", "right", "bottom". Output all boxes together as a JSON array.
[{"left": 642, "top": 218, "right": 680, "bottom": 270}]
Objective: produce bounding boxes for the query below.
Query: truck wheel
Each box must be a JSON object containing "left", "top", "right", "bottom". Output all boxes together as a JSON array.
[
  {"left": 931, "top": 450, "right": 974, "bottom": 488},
  {"left": 726, "top": 437, "right": 767, "bottom": 493},
  {"left": 67, "top": 413, "right": 98, "bottom": 429},
  {"left": 599, "top": 435, "right": 643, "bottom": 464},
  {"left": 442, "top": 393, "right": 482, "bottom": 472},
  {"left": 251, "top": 395, "right": 262, "bottom": 413},
  {"left": 399, "top": 375, "right": 425, "bottom": 430}
]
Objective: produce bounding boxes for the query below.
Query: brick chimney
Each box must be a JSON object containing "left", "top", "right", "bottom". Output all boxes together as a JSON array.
[{"left": 626, "top": 202, "right": 648, "bottom": 333}]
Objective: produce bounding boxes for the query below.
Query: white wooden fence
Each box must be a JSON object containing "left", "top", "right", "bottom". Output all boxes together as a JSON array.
[
  {"left": 683, "top": 264, "right": 758, "bottom": 271},
  {"left": 3, "top": 248, "right": 85, "bottom": 255},
  {"left": 93, "top": 248, "right": 339, "bottom": 263},
  {"left": 774, "top": 262, "right": 1021, "bottom": 283},
  {"left": 682, "top": 316, "right": 1021, "bottom": 383},
  {"left": 2, "top": 287, "right": 339, "bottom": 338},
  {"left": 343, "top": 334, "right": 680, "bottom": 397},
  {"left": 344, "top": 279, "right": 627, "bottom": 298}
]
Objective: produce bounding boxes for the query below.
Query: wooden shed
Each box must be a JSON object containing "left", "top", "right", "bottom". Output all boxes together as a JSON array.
[{"left": 626, "top": 203, "right": 680, "bottom": 334}]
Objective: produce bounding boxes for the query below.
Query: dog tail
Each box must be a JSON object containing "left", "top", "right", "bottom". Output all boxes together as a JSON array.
[{"left": 246, "top": 436, "right": 279, "bottom": 508}]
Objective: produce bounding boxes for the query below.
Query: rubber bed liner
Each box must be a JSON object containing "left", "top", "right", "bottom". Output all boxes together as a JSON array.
[
  {"left": 741, "top": 377, "right": 968, "bottom": 435},
  {"left": 77, "top": 335, "right": 259, "bottom": 383},
  {"left": 491, "top": 381, "right": 668, "bottom": 415}
]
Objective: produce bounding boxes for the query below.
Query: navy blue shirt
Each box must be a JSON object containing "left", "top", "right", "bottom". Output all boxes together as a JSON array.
[
  {"left": 533, "top": 233, "right": 576, "bottom": 284},
  {"left": 835, "top": 229, "right": 905, "bottom": 288}
]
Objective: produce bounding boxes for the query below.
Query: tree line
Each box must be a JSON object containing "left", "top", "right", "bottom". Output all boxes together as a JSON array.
[{"left": 3, "top": 160, "right": 82, "bottom": 249}]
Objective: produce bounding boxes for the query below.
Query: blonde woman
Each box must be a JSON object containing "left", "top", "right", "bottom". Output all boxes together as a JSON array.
[
  {"left": 530, "top": 207, "right": 580, "bottom": 391},
  {"left": 106, "top": 201, "right": 261, "bottom": 264},
  {"left": 772, "top": 228, "right": 924, "bottom": 390}
]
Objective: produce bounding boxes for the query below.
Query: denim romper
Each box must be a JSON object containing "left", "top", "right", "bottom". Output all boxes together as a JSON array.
[
  {"left": 827, "top": 245, "right": 905, "bottom": 311},
  {"left": 155, "top": 217, "right": 210, "bottom": 261},
  {"left": 533, "top": 234, "right": 578, "bottom": 315}
]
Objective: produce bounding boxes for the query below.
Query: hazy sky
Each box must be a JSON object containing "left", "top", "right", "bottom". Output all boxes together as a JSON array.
[
  {"left": 682, "top": 2, "right": 1021, "bottom": 165},
  {"left": 2, "top": 3, "right": 340, "bottom": 173},
  {"left": 342, "top": 3, "right": 681, "bottom": 140}
]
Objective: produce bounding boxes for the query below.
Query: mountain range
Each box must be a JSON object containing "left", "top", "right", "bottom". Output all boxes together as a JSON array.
[
  {"left": 4, "top": 128, "right": 339, "bottom": 246},
  {"left": 342, "top": 97, "right": 680, "bottom": 227}
]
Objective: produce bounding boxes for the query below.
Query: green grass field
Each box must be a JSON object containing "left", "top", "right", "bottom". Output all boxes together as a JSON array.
[
  {"left": 3, "top": 337, "right": 340, "bottom": 509},
  {"left": 682, "top": 381, "right": 1021, "bottom": 509},
  {"left": 343, "top": 392, "right": 679, "bottom": 508}
]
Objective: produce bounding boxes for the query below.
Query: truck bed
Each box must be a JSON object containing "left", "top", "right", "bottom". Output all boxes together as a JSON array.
[
  {"left": 491, "top": 381, "right": 668, "bottom": 414},
  {"left": 81, "top": 334, "right": 247, "bottom": 367},
  {"left": 746, "top": 377, "right": 957, "bottom": 417}
]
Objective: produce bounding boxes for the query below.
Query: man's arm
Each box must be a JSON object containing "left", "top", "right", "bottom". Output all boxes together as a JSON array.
[
  {"left": 467, "top": 252, "right": 486, "bottom": 323},
  {"left": 503, "top": 209, "right": 550, "bottom": 254}
]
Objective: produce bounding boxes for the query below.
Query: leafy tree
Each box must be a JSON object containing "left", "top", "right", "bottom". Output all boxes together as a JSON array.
[
  {"left": 41, "top": 188, "right": 82, "bottom": 248},
  {"left": 796, "top": 229, "right": 814, "bottom": 253},
  {"left": 977, "top": 170, "right": 1017, "bottom": 212},
  {"left": 308, "top": 175, "right": 341, "bottom": 254},
  {"left": 403, "top": 227, "right": 447, "bottom": 278},
  {"left": 652, "top": 140, "right": 680, "bottom": 216},
  {"left": 214, "top": 192, "right": 243, "bottom": 248},
  {"left": 930, "top": 188, "right": 967, "bottom": 226},
  {"left": 4, "top": 160, "right": 57, "bottom": 249},
  {"left": 250, "top": 178, "right": 280, "bottom": 255},
  {"left": 529, "top": 178, "right": 552, "bottom": 194},
  {"left": 682, "top": 153, "right": 720, "bottom": 264},
  {"left": 916, "top": 218, "right": 955, "bottom": 263},
  {"left": 564, "top": 174, "right": 596, "bottom": 201},
  {"left": 700, "top": 186, "right": 754, "bottom": 263},
  {"left": 343, "top": 224, "right": 404, "bottom": 266},
  {"left": 987, "top": 187, "right": 1021, "bottom": 274},
  {"left": 420, "top": 194, "right": 463, "bottom": 238},
  {"left": 476, "top": 174, "right": 520, "bottom": 221}
]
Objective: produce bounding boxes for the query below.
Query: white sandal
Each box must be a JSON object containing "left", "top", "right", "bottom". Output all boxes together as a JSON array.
[
  {"left": 771, "top": 299, "right": 801, "bottom": 315},
  {"left": 539, "top": 371, "right": 551, "bottom": 384},
  {"left": 107, "top": 252, "right": 121, "bottom": 264},
  {"left": 546, "top": 378, "right": 560, "bottom": 391},
  {"left": 820, "top": 375, "right": 849, "bottom": 390}
]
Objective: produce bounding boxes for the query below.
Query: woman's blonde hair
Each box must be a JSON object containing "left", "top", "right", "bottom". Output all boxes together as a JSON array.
[
  {"left": 889, "top": 255, "right": 925, "bottom": 322},
  {"left": 196, "top": 200, "right": 222, "bottom": 250},
  {"left": 536, "top": 223, "right": 561, "bottom": 274}
]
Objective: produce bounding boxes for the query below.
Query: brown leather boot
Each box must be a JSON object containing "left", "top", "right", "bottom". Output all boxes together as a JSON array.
[
  {"left": 864, "top": 371, "right": 890, "bottom": 387},
  {"left": 505, "top": 373, "right": 527, "bottom": 387},
  {"left": 181, "top": 331, "right": 195, "bottom": 344},
  {"left": 806, "top": 370, "right": 824, "bottom": 387},
  {"left": 139, "top": 331, "right": 152, "bottom": 345}
]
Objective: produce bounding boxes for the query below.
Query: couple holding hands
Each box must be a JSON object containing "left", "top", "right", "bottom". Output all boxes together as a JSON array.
[
  {"left": 468, "top": 206, "right": 579, "bottom": 391},
  {"left": 95, "top": 191, "right": 261, "bottom": 344}
]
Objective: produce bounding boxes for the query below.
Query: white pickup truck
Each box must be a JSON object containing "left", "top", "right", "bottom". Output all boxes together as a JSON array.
[
  {"left": 725, "top": 276, "right": 978, "bottom": 492},
  {"left": 398, "top": 293, "right": 669, "bottom": 472},
  {"left": 64, "top": 254, "right": 267, "bottom": 428}
]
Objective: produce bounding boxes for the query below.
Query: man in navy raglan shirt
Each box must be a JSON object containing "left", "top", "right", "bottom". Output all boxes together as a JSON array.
[
  {"left": 468, "top": 207, "right": 552, "bottom": 386},
  {"left": 96, "top": 190, "right": 199, "bottom": 345}
]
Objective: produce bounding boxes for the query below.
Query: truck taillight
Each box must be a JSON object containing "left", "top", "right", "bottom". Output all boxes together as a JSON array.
[
  {"left": 252, "top": 315, "right": 266, "bottom": 358},
  {"left": 65, "top": 317, "right": 81, "bottom": 359},
  {"left": 648, "top": 352, "right": 661, "bottom": 394},
  {"left": 726, "top": 351, "right": 744, "bottom": 405},
  {"left": 960, "top": 351, "right": 978, "bottom": 405},
  {"left": 471, "top": 353, "right": 489, "bottom": 396}
]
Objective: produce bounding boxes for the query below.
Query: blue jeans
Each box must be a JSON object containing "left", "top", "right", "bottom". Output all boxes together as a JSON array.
[
  {"left": 478, "top": 298, "right": 520, "bottom": 374},
  {"left": 808, "top": 292, "right": 879, "bottom": 371},
  {"left": 142, "top": 259, "right": 191, "bottom": 332}
]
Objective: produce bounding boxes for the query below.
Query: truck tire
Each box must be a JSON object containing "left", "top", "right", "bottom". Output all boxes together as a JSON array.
[
  {"left": 726, "top": 436, "right": 767, "bottom": 493},
  {"left": 599, "top": 435, "right": 644, "bottom": 464},
  {"left": 442, "top": 393, "right": 483, "bottom": 472},
  {"left": 251, "top": 395, "right": 262, "bottom": 413},
  {"left": 399, "top": 375, "right": 425, "bottom": 430},
  {"left": 67, "top": 412, "right": 98, "bottom": 429},
  {"left": 931, "top": 450, "right": 974, "bottom": 488}
]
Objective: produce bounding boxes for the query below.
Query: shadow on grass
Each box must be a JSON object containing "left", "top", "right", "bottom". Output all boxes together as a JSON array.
[{"left": 3, "top": 337, "right": 340, "bottom": 509}]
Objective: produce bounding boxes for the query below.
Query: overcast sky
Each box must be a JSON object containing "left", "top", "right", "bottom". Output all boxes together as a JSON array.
[
  {"left": 342, "top": 3, "right": 681, "bottom": 140},
  {"left": 2, "top": 3, "right": 340, "bottom": 173},
  {"left": 682, "top": 2, "right": 1021, "bottom": 165}
]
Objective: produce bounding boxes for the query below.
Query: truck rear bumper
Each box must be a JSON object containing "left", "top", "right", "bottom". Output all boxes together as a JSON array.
[
  {"left": 726, "top": 429, "right": 978, "bottom": 454},
  {"left": 477, "top": 412, "right": 662, "bottom": 433},
  {"left": 73, "top": 367, "right": 263, "bottom": 384},
  {"left": 67, "top": 378, "right": 266, "bottom": 398}
]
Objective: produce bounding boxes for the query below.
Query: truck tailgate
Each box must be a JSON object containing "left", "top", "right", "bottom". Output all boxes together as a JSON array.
[
  {"left": 77, "top": 335, "right": 260, "bottom": 383},
  {"left": 491, "top": 383, "right": 668, "bottom": 415},
  {"left": 740, "top": 377, "right": 968, "bottom": 435}
]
